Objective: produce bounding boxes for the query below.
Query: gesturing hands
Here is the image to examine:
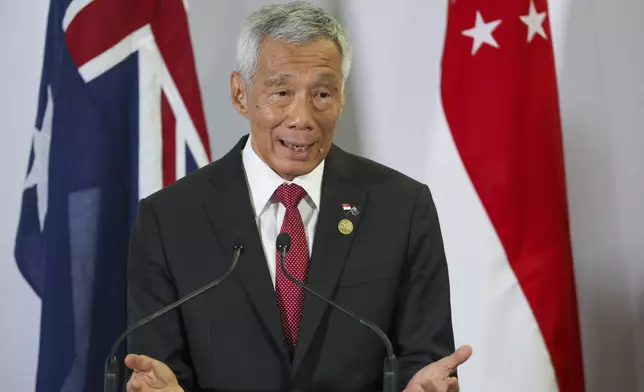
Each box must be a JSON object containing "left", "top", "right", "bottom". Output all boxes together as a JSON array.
[
  {"left": 403, "top": 345, "right": 473, "bottom": 392},
  {"left": 125, "top": 354, "right": 183, "bottom": 392},
  {"left": 123, "top": 346, "right": 472, "bottom": 392}
]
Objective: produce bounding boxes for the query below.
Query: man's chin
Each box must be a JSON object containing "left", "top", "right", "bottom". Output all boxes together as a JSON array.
[{"left": 274, "top": 161, "right": 316, "bottom": 180}]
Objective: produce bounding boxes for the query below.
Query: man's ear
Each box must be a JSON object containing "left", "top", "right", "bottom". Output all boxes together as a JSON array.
[{"left": 230, "top": 72, "right": 249, "bottom": 118}]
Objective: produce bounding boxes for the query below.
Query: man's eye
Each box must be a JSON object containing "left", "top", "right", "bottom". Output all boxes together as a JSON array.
[
  {"left": 317, "top": 91, "right": 331, "bottom": 99},
  {"left": 274, "top": 91, "right": 289, "bottom": 97}
]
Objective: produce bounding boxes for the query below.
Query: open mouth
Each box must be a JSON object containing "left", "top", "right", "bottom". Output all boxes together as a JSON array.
[{"left": 279, "top": 139, "right": 315, "bottom": 152}]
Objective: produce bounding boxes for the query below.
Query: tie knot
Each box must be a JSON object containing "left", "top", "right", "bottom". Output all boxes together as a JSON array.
[{"left": 274, "top": 183, "right": 307, "bottom": 209}]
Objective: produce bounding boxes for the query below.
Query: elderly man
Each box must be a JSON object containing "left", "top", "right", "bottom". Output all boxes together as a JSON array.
[{"left": 125, "top": 2, "right": 471, "bottom": 391}]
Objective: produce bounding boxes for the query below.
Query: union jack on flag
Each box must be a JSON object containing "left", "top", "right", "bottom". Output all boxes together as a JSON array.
[{"left": 14, "top": 1, "right": 210, "bottom": 391}]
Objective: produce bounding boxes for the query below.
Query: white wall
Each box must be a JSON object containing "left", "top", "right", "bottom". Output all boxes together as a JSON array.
[
  {"left": 1, "top": 1, "right": 642, "bottom": 391},
  {"left": 0, "top": 0, "right": 49, "bottom": 389},
  {"left": 554, "top": 1, "right": 644, "bottom": 390}
]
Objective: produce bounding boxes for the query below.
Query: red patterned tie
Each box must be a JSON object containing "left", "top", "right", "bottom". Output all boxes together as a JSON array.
[{"left": 274, "top": 183, "right": 309, "bottom": 348}]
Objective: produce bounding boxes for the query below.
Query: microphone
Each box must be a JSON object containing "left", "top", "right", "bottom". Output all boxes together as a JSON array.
[
  {"left": 104, "top": 242, "right": 245, "bottom": 392},
  {"left": 276, "top": 233, "right": 399, "bottom": 392}
]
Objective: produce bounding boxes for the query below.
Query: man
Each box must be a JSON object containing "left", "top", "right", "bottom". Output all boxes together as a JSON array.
[{"left": 125, "top": 2, "right": 471, "bottom": 391}]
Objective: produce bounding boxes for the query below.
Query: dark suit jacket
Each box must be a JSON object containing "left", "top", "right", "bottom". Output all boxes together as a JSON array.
[{"left": 127, "top": 135, "right": 455, "bottom": 391}]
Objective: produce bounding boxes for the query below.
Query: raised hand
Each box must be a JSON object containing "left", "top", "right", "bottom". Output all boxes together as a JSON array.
[
  {"left": 403, "top": 345, "right": 473, "bottom": 392},
  {"left": 125, "top": 354, "right": 183, "bottom": 392}
]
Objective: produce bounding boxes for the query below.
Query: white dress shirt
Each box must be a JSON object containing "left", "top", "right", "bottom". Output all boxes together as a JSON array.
[{"left": 241, "top": 136, "right": 325, "bottom": 288}]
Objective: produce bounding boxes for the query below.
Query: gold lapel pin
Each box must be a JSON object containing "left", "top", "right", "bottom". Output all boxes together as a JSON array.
[{"left": 338, "top": 218, "right": 354, "bottom": 235}]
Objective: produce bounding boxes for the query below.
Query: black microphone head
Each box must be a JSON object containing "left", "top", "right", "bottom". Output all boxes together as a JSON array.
[
  {"left": 276, "top": 232, "right": 291, "bottom": 252},
  {"left": 232, "top": 234, "right": 248, "bottom": 252}
]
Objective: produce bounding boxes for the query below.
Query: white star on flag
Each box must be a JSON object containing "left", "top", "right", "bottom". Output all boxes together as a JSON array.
[
  {"left": 462, "top": 11, "right": 502, "bottom": 55},
  {"left": 24, "top": 86, "right": 53, "bottom": 231},
  {"left": 520, "top": 1, "right": 548, "bottom": 42}
]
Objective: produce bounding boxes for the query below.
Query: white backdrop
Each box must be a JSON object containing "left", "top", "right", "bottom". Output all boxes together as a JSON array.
[
  {"left": 0, "top": 1, "right": 49, "bottom": 391},
  {"left": 1, "top": 1, "right": 642, "bottom": 391}
]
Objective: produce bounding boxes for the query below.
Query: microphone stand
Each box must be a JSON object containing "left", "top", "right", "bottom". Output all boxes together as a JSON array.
[
  {"left": 277, "top": 236, "right": 399, "bottom": 392},
  {"left": 104, "top": 245, "right": 244, "bottom": 392}
]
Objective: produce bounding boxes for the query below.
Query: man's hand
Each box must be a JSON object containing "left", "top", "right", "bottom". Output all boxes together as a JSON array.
[
  {"left": 125, "top": 354, "right": 184, "bottom": 392},
  {"left": 403, "top": 345, "right": 473, "bottom": 392}
]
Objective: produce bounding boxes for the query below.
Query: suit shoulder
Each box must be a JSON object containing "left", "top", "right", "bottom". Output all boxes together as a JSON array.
[
  {"left": 338, "top": 148, "right": 425, "bottom": 191},
  {"left": 141, "top": 157, "right": 224, "bottom": 208}
]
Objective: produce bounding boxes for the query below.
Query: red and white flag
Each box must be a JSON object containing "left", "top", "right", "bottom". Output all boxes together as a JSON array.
[
  {"left": 343, "top": 0, "right": 585, "bottom": 390},
  {"left": 438, "top": 1, "right": 584, "bottom": 390}
]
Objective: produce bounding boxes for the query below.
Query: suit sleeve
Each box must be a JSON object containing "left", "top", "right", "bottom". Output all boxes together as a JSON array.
[
  {"left": 392, "top": 184, "right": 456, "bottom": 388},
  {"left": 127, "top": 198, "right": 198, "bottom": 391}
]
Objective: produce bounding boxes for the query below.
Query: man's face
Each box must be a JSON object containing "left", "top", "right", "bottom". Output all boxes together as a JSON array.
[{"left": 231, "top": 38, "right": 345, "bottom": 180}]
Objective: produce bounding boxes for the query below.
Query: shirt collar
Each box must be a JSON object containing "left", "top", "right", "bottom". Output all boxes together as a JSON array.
[{"left": 242, "top": 135, "right": 324, "bottom": 215}]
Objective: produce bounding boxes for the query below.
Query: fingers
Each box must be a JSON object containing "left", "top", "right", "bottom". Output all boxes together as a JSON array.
[
  {"left": 125, "top": 353, "right": 180, "bottom": 389},
  {"left": 125, "top": 354, "right": 155, "bottom": 373},
  {"left": 402, "top": 386, "right": 424, "bottom": 392},
  {"left": 127, "top": 377, "right": 143, "bottom": 392},
  {"left": 446, "top": 377, "right": 460, "bottom": 392},
  {"left": 403, "top": 378, "right": 456, "bottom": 392},
  {"left": 443, "top": 345, "right": 473, "bottom": 373},
  {"left": 125, "top": 356, "right": 154, "bottom": 392}
]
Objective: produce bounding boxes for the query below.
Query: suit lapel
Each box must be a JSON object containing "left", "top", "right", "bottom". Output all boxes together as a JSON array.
[
  {"left": 291, "top": 146, "right": 367, "bottom": 375},
  {"left": 197, "top": 136, "right": 291, "bottom": 363}
]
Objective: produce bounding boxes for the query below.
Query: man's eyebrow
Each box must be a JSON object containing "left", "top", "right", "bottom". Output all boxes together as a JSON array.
[
  {"left": 264, "top": 73, "right": 292, "bottom": 87},
  {"left": 315, "top": 71, "right": 340, "bottom": 84}
]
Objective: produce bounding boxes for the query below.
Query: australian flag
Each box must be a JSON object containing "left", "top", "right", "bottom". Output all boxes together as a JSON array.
[{"left": 14, "top": 1, "right": 211, "bottom": 391}]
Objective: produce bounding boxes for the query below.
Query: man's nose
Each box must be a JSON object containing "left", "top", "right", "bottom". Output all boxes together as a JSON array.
[{"left": 285, "top": 93, "right": 314, "bottom": 131}]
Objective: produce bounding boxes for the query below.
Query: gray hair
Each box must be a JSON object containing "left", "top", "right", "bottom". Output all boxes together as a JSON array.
[{"left": 236, "top": 1, "right": 352, "bottom": 87}]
